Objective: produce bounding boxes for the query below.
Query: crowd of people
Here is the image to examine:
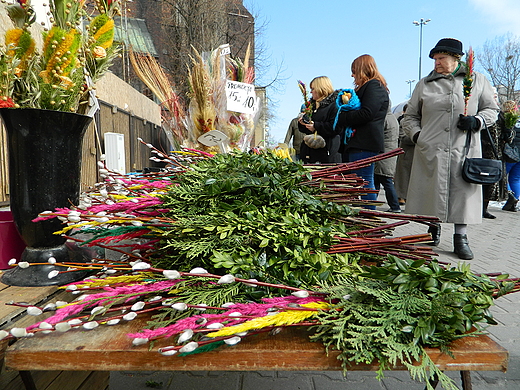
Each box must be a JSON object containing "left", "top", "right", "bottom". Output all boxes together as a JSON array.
[{"left": 283, "top": 38, "right": 520, "bottom": 261}]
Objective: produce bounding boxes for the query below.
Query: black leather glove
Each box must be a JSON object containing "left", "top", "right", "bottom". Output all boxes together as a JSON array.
[
  {"left": 457, "top": 114, "right": 481, "bottom": 132},
  {"left": 412, "top": 131, "right": 420, "bottom": 143},
  {"left": 503, "top": 128, "right": 515, "bottom": 144}
]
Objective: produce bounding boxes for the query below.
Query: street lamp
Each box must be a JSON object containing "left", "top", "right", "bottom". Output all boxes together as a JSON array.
[
  {"left": 413, "top": 18, "right": 431, "bottom": 80},
  {"left": 406, "top": 79, "right": 415, "bottom": 97}
]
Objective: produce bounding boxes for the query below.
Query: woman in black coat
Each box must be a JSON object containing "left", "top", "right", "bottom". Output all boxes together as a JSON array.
[
  {"left": 336, "top": 54, "right": 389, "bottom": 208},
  {"left": 298, "top": 76, "right": 341, "bottom": 163}
]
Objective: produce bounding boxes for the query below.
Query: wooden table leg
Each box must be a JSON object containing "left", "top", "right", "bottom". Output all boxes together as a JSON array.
[
  {"left": 19, "top": 371, "right": 37, "bottom": 390},
  {"left": 461, "top": 371, "right": 473, "bottom": 390},
  {"left": 425, "top": 374, "right": 439, "bottom": 389}
]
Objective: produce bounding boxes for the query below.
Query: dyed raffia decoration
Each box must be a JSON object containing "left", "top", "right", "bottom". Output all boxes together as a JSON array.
[
  {"left": 5, "top": 28, "right": 35, "bottom": 73},
  {"left": 89, "top": 14, "right": 115, "bottom": 49},
  {"left": 463, "top": 46, "right": 474, "bottom": 116},
  {"left": 126, "top": 296, "right": 325, "bottom": 341},
  {"left": 206, "top": 301, "right": 328, "bottom": 338}
]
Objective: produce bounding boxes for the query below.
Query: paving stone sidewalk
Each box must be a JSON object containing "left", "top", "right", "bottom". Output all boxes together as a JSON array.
[{"left": 110, "top": 201, "right": 520, "bottom": 390}]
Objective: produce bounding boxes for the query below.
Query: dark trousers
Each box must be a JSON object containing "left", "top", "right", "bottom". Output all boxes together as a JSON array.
[
  {"left": 374, "top": 174, "right": 401, "bottom": 211},
  {"left": 343, "top": 150, "right": 378, "bottom": 210}
]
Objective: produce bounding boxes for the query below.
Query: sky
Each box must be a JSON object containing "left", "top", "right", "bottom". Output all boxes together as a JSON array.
[{"left": 245, "top": 0, "right": 520, "bottom": 144}]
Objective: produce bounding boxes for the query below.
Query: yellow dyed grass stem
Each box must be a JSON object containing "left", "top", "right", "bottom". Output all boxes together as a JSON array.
[{"left": 207, "top": 302, "right": 329, "bottom": 338}]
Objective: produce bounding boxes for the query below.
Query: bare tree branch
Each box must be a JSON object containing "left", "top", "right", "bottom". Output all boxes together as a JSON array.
[{"left": 478, "top": 33, "right": 520, "bottom": 102}]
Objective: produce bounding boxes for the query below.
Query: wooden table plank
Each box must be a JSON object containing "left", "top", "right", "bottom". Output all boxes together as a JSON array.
[
  {"left": 0, "top": 283, "right": 60, "bottom": 327},
  {"left": 0, "top": 283, "right": 110, "bottom": 390},
  {"left": 4, "top": 314, "right": 508, "bottom": 373}
]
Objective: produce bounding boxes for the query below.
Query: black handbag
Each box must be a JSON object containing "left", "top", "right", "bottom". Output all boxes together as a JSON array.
[
  {"left": 503, "top": 142, "right": 520, "bottom": 163},
  {"left": 462, "top": 124, "right": 503, "bottom": 185}
]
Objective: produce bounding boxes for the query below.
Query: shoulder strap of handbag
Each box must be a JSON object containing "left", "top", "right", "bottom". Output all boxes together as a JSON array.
[{"left": 464, "top": 121, "right": 499, "bottom": 159}]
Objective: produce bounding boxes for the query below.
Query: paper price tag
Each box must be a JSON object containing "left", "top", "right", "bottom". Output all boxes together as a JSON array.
[
  {"left": 197, "top": 130, "right": 230, "bottom": 153},
  {"left": 226, "top": 80, "right": 258, "bottom": 114},
  {"left": 220, "top": 45, "right": 231, "bottom": 56},
  {"left": 197, "top": 130, "right": 229, "bottom": 147}
]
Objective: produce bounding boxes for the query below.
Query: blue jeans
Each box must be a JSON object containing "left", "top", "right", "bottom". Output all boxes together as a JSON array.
[
  {"left": 374, "top": 174, "right": 401, "bottom": 211},
  {"left": 343, "top": 150, "right": 378, "bottom": 209},
  {"left": 506, "top": 161, "right": 520, "bottom": 198}
]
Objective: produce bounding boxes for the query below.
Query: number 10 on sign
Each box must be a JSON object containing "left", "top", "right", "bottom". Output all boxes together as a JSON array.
[{"left": 226, "top": 80, "right": 259, "bottom": 114}]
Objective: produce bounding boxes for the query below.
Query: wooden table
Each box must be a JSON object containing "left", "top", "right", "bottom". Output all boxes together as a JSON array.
[
  {"left": 0, "top": 282, "right": 109, "bottom": 390},
  {"left": 3, "top": 310, "right": 509, "bottom": 390}
]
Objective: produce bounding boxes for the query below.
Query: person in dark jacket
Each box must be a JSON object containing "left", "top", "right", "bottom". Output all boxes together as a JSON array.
[
  {"left": 503, "top": 101, "right": 520, "bottom": 212},
  {"left": 374, "top": 104, "right": 401, "bottom": 212},
  {"left": 298, "top": 76, "right": 341, "bottom": 163},
  {"left": 394, "top": 103, "right": 414, "bottom": 206},
  {"left": 336, "top": 54, "right": 389, "bottom": 208},
  {"left": 482, "top": 99, "right": 514, "bottom": 217}
]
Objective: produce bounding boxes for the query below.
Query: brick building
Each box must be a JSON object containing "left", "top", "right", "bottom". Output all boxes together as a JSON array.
[{"left": 114, "top": 0, "right": 255, "bottom": 94}]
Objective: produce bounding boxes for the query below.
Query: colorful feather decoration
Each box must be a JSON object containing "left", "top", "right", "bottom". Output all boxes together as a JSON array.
[
  {"left": 463, "top": 46, "right": 474, "bottom": 116},
  {"left": 297, "top": 80, "right": 313, "bottom": 120}
]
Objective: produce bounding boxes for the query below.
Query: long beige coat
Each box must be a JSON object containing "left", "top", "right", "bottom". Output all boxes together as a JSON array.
[{"left": 402, "top": 65, "right": 499, "bottom": 224}]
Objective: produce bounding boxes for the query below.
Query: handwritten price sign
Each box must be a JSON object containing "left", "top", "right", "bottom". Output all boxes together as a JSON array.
[
  {"left": 197, "top": 130, "right": 229, "bottom": 147},
  {"left": 226, "top": 80, "right": 258, "bottom": 114}
]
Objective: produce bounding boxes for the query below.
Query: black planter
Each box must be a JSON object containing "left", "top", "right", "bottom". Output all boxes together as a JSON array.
[{"left": 1, "top": 108, "right": 95, "bottom": 286}]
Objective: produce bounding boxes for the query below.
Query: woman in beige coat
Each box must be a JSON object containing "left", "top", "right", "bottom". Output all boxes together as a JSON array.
[{"left": 402, "top": 38, "right": 499, "bottom": 260}]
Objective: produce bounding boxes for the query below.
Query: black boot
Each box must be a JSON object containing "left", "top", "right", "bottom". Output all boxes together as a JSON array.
[
  {"left": 502, "top": 192, "right": 518, "bottom": 212},
  {"left": 483, "top": 200, "right": 496, "bottom": 219},
  {"left": 427, "top": 223, "right": 441, "bottom": 246},
  {"left": 483, "top": 210, "right": 496, "bottom": 219},
  {"left": 453, "top": 234, "right": 474, "bottom": 260}
]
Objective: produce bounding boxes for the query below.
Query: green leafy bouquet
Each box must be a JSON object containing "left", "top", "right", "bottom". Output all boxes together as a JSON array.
[{"left": 503, "top": 100, "right": 519, "bottom": 129}]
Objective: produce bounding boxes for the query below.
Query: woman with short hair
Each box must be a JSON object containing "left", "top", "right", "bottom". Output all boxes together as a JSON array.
[{"left": 402, "top": 38, "right": 499, "bottom": 260}]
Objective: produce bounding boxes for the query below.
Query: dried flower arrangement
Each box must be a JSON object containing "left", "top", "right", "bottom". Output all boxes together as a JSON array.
[
  {"left": 129, "top": 43, "right": 258, "bottom": 152},
  {"left": 129, "top": 48, "right": 188, "bottom": 148},
  {"left": 185, "top": 44, "right": 258, "bottom": 152},
  {"left": 0, "top": 0, "right": 121, "bottom": 113}
]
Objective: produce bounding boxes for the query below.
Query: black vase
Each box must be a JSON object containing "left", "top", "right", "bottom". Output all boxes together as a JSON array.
[{"left": 0, "top": 108, "right": 95, "bottom": 286}]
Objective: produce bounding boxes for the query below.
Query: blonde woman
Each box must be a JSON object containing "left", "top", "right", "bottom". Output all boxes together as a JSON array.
[{"left": 298, "top": 76, "right": 341, "bottom": 163}]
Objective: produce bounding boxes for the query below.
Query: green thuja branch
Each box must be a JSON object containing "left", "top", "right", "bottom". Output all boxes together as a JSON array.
[
  {"left": 308, "top": 256, "right": 509, "bottom": 388},
  {"left": 406, "top": 352, "right": 459, "bottom": 390}
]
